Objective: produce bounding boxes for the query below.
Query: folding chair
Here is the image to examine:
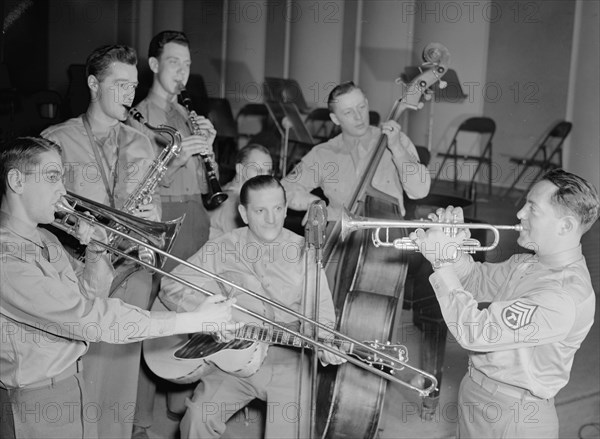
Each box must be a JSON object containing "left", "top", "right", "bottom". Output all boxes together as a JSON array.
[
  {"left": 434, "top": 117, "right": 496, "bottom": 197},
  {"left": 503, "top": 121, "right": 572, "bottom": 204}
]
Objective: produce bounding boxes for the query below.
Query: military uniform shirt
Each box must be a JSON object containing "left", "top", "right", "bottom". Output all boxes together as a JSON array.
[{"left": 429, "top": 246, "right": 595, "bottom": 399}]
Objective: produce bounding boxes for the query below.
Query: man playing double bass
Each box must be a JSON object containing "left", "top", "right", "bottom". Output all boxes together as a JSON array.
[{"left": 282, "top": 81, "right": 430, "bottom": 221}]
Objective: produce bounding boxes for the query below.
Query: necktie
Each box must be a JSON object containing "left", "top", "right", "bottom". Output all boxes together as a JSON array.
[{"left": 41, "top": 241, "right": 51, "bottom": 263}]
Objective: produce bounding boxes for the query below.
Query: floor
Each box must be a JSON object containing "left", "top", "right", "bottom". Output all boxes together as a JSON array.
[{"left": 146, "top": 184, "right": 600, "bottom": 439}]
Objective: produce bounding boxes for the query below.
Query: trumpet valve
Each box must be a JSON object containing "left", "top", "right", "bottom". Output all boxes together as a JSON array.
[
  {"left": 391, "top": 237, "right": 418, "bottom": 251},
  {"left": 460, "top": 238, "right": 481, "bottom": 253}
]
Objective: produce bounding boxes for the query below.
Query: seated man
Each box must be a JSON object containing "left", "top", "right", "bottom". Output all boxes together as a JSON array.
[
  {"left": 160, "top": 175, "right": 345, "bottom": 439},
  {"left": 282, "top": 81, "right": 430, "bottom": 221},
  {"left": 0, "top": 137, "right": 235, "bottom": 439},
  {"left": 411, "top": 169, "right": 599, "bottom": 438},
  {"left": 208, "top": 143, "right": 273, "bottom": 239}
]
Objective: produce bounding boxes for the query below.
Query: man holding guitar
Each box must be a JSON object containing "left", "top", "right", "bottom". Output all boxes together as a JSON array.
[{"left": 158, "top": 175, "right": 345, "bottom": 439}]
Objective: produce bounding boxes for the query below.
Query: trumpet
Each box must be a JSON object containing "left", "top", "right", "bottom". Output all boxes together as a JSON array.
[
  {"left": 53, "top": 193, "right": 438, "bottom": 398},
  {"left": 341, "top": 208, "right": 522, "bottom": 253}
]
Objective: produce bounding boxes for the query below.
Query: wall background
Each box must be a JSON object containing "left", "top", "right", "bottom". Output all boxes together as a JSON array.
[{"left": 2, "top": 0, "right": 598, "bottom": 190}]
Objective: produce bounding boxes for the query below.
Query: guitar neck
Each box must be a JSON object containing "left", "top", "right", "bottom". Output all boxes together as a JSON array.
[{"left": 235, "top": 325, "right": 352, "bottom": 353}]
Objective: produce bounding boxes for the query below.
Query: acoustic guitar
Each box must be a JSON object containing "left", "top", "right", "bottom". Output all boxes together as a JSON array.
[{"left": 143, "top": 324, "right": 408, "bottom": 385}]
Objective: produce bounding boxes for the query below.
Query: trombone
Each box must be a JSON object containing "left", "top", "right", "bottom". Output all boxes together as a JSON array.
[
  {"left": 53, "top": 193, "right": 438, "bottom": 397},
  {"left": 341, "top": 208, "right": 523, "bottom": 253}
]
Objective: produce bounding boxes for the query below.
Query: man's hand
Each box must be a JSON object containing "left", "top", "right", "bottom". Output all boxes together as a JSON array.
[
  {"left": 381, "top": 121, "right": 415, "bottom": 158},
  {"left": 75, "top": 213, "right": 107, "bottom": 247},
  {"left": 171, "top": 134, "right": 216, "bottom": 168},
  {"left": 190, "top": 115, "right": 217, "bottom": 146},
  {"left": 318, "top": 344, "right": 347, "bottom": 366},
  {"left": 409, "top": 206, "right": 469, "bottom": 266},
  {"left": 132, "top": 202, "right": 160, "bottom": 222},
  {"left": 187, "top": 294, "right": 237, "bottom": 332}
]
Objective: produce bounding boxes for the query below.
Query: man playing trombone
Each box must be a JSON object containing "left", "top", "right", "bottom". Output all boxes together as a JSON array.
[
  {"left": 41, "top": 45, "right": 161, "bottom": 439},
  {"left": 160, "top": 175, "right": 345, "bottom": 439},
  {"left": 0, "top": 137, "right": 235, "bottom": 439},
  {"left": 410, "top": 169, "right": 599, "bottom": 438}
]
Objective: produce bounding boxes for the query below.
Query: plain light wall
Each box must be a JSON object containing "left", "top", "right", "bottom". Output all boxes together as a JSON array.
[
  {"left": 407, "top": 0, "right": 491, "bottom": 187},
  {"left": 565, "top": 0, "right": 600, "bottom": 191},
  {"left": 288, "top": 0, "right": 346, "bottom": 109},
  {"left": 483, "top": 0, "right": 575, "bottom": 190},
  {"left": 359, "top": 1, "right": 415, "bottom": 120},
  {"left": 224, "top": 0, "right": 268, "bottom": 115}
]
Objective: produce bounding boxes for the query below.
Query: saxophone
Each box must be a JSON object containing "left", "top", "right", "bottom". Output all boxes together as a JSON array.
[
  {"left": 126, "top": 106, "right": 183, "bottom": 210},
  {"left": 106, "top": 107, "right": 185, "bottom": 267},
  {"left": 178, "top": 84, "right": 228, "bottom": 210}
]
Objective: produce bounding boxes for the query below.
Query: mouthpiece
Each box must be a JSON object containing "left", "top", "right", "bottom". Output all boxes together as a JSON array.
[
  {"left": 127, "top": 106, "right": 145, "bottom": 124},
  {"left": 55, "top": 197, "right": 75, "bottom": 214}
]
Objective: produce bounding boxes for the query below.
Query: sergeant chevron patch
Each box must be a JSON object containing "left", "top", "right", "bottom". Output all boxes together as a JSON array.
[{"left": 501, "top": 301, "right": 538, "bottom": 330}]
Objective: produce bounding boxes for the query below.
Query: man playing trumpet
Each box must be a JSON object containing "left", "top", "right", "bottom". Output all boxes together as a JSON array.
[{"left": 410, "top": 169, "right": 599, "bottom": 438}]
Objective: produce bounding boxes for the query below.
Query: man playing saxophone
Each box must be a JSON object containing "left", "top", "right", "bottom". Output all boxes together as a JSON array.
[{"left": 41, "top": 44, "right": 159, "bottom": 439}]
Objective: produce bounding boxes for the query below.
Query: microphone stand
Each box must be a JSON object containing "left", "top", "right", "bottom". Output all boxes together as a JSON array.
[
  {"left": 302, "top": 200, "right": 327, "bottom": 439},
  {"left": 280, "top": 117, "right": 292, "bottom": 177}
]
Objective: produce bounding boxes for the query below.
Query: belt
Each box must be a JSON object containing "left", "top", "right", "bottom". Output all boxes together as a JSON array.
[
  {"left": 5, "top": 358, "right": 83, "bottom": 392},
  {"left": 161, "top": 194, "right": 202, "bottom": 203},
  {"left": 468, "top": 366, "right": 541, "bottom": 400}
]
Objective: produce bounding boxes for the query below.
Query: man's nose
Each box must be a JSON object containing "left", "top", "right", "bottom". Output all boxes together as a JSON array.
[
  {"left": 265, "top": 211, "right": 275, "bottom": 223},
  {"left": 57, "top": 182, "right": 67, "bottom": 197}
]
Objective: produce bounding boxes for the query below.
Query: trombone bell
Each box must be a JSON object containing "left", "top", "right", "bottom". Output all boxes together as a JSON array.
[{"left": 54, "top": 192, "right": 185, "bottom": 269}]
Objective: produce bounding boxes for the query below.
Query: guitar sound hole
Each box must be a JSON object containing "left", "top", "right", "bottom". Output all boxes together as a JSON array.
[{"left": 174, "top": 333, "right": 255, "bottom": 359}]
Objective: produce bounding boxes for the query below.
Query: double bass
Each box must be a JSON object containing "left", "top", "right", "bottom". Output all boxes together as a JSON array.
[{"left": 315, "top": 43, "right": 450, "bottom": 438}]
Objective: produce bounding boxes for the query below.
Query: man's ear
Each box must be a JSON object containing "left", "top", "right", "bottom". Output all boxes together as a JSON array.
[
  {"left": 329, "top": 112, "right": 340, "bottom": 126},
  {"left": 7, "top": 169, "right": 25, "bottom": 194},
  {"left": 149, "top": 57, "right": 159, "bottom": 74},
  {"left": 558, "top": 215, "right": 577, "bottom": 235},
  {"left": 238, "top": 204, "right": 249, "bottom": 225},
  {"left": 87, "top": 75, "right": 99, "bottom": 93},
  {"left": 235, "top": 162, "right": 244, "bottom": 181}
]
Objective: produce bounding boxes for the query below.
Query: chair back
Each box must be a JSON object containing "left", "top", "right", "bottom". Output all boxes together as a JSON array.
[
  {"left": 64, "top": 64, "right": 89, "bottom": 118},
  {"left": 459, "top": 117, "right": 496, "bottom": 135}
]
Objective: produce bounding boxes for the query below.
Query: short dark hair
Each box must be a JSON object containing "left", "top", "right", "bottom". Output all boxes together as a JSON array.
[
  {"left": 542, "top": 169, "right": 600, "bottom": 233},
  {"left": 235, "top": 143, "right": 271, "bottom": 165},
  {"left": 85, "top": 44, "right": 137, "bottom": 81},
  {"left": 0, "top": 137, "right": 62, "bottom": 197},
  {"left": 327, "top": 81, "right": 361, "bottom": 112},
  {"left": 240, "top": 175, "right": 286, "bottom": 207},
  {"left": 148, "top": 30, "right": 189, "bottom": 59}
]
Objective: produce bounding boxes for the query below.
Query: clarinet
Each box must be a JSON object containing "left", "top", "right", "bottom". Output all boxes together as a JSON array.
[{"left": 178, "top": 85, "right": 228, "bottom": 210}]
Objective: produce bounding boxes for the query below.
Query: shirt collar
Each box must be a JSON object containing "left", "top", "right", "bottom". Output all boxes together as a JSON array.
[
  {"left": 145, "top": 90, "right": 179, "bottom": 113},
  {"left": 536, "top": 245, "right": 583, "bottom": 268},
  {"left": 0, "top": 210, "right": 44, "bottom": 248},
  {"left": 343, "top": 126, "right": 377, "bottom": 168}
]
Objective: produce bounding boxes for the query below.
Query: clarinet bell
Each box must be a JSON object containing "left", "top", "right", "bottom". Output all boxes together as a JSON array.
[{"left": 203, "top": 191, "right": 228, "bottom": 210}]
